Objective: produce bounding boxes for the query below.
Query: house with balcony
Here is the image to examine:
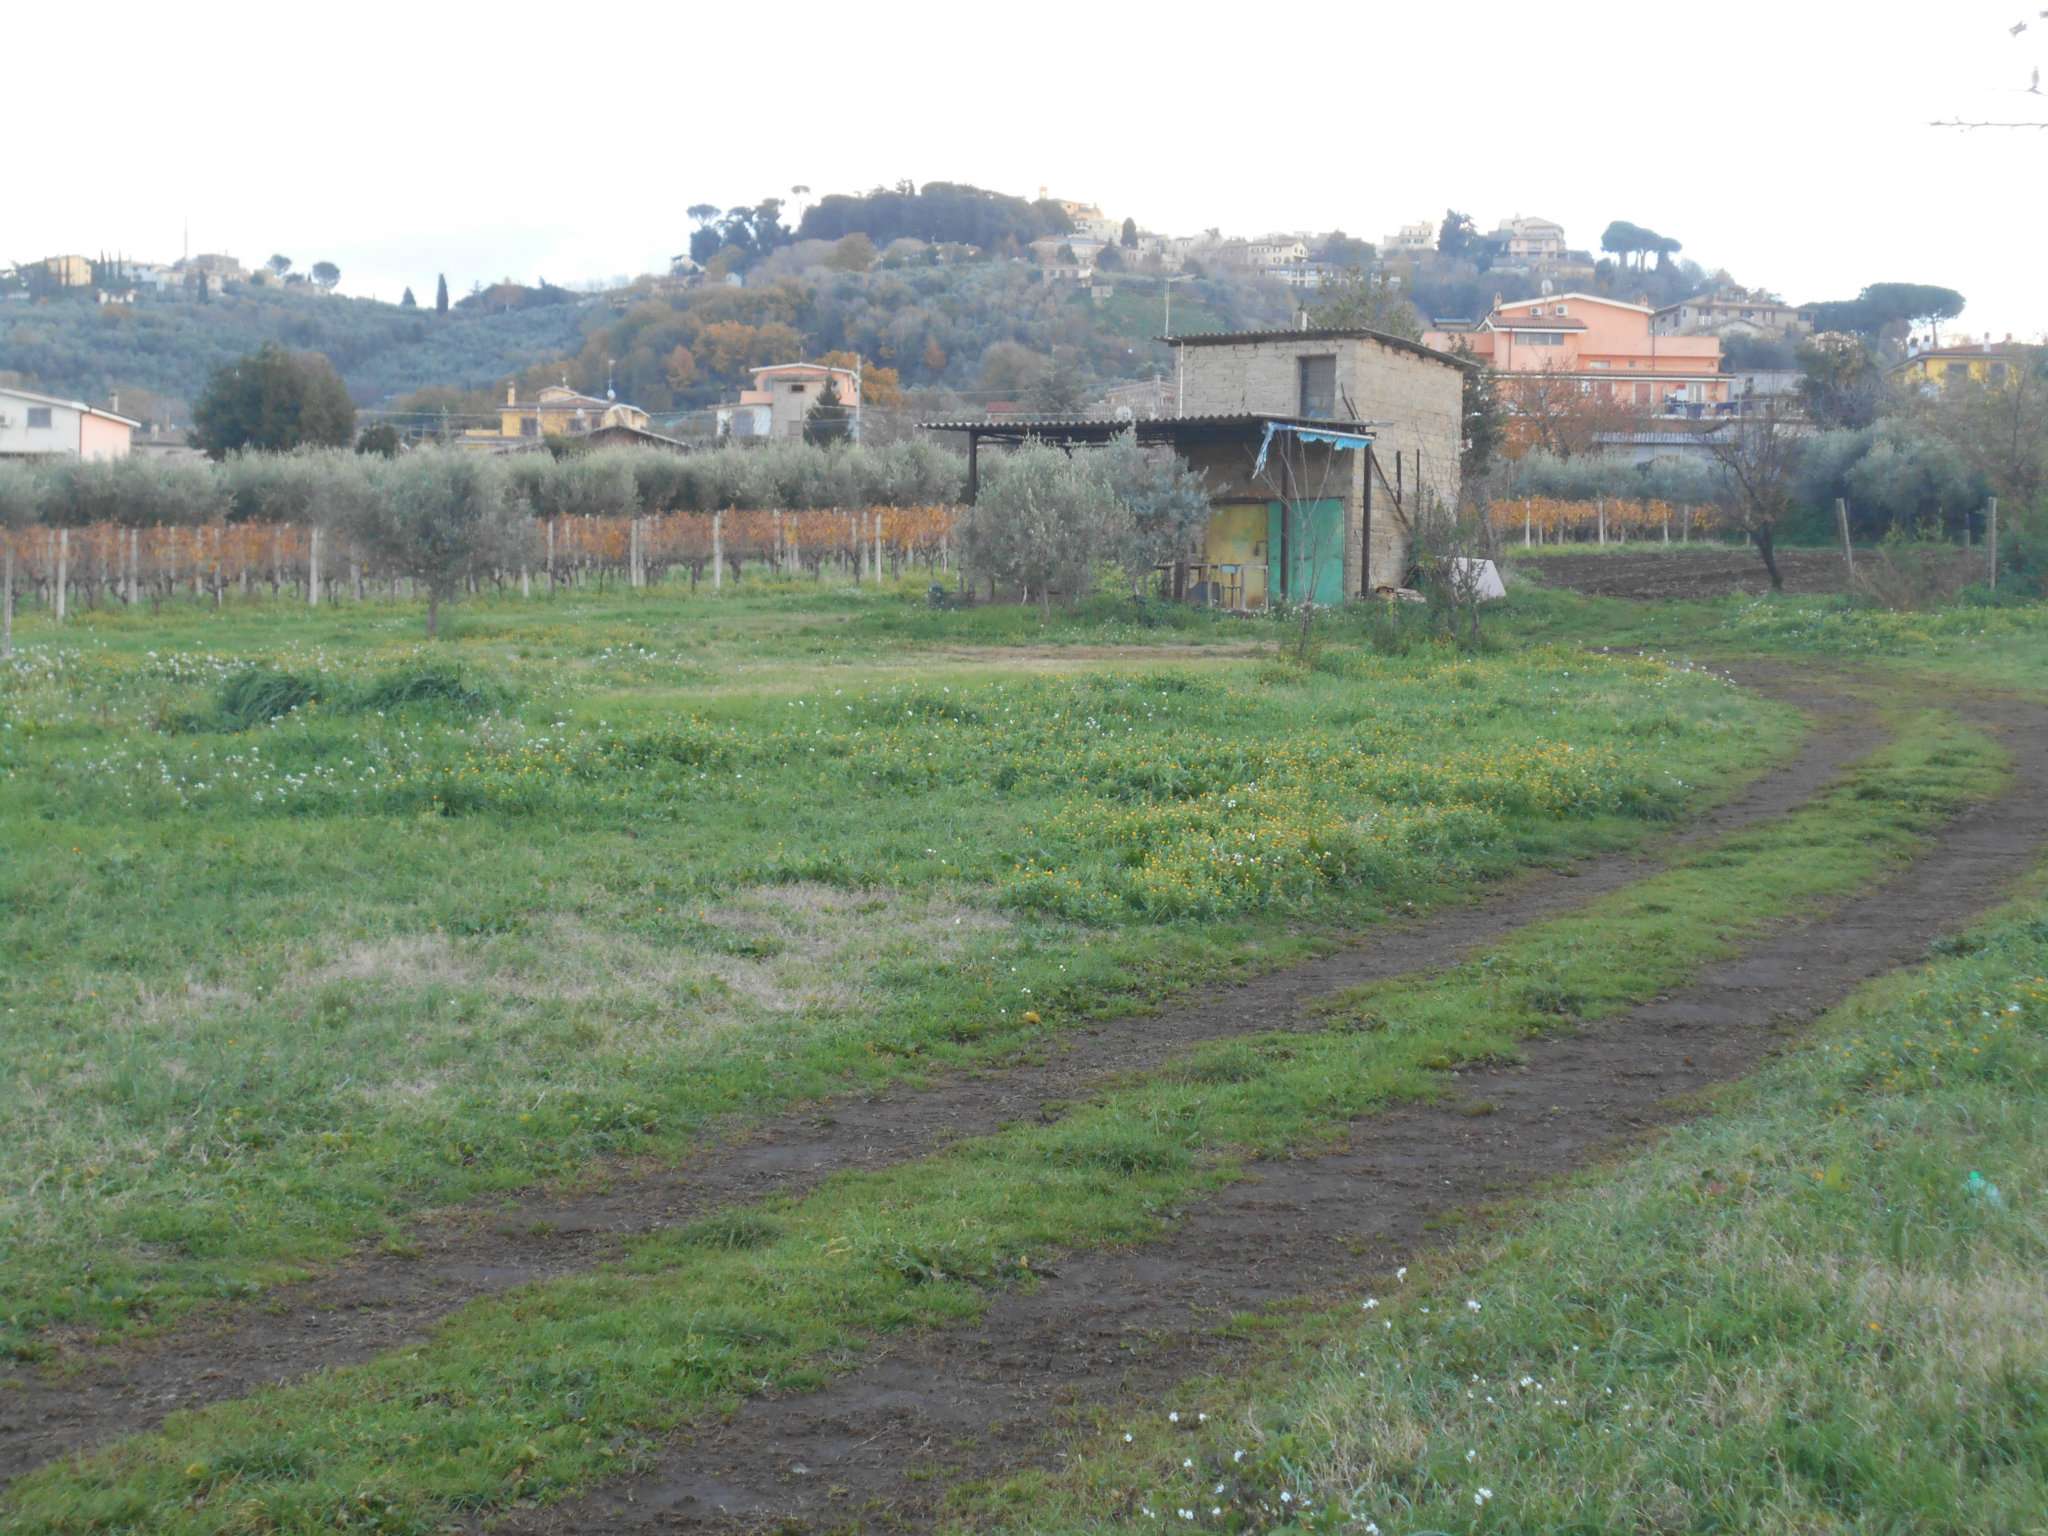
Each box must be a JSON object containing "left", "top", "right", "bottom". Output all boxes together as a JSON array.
[
  {"left": 1426, "top": 293, "right": 1729, "bottom": 413},
  {"left": 466, "top": 383, "right": 650, "bottom": 445},
  {"left": 750, "top": 362, "right": 861, "bottom": 440}
]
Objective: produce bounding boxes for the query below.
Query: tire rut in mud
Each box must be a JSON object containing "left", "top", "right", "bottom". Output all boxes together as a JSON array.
[
  {"left": 0, "top": 674, "right": 1878, "bottom": 1487},
  {"left": 483, "top": 690, "right": 2048, "bottom": 1534}
]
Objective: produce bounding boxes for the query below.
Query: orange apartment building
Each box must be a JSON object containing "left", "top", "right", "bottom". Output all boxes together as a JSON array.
[{"left": 1424, "top": 293, "right": 1729, "bottom": 412}]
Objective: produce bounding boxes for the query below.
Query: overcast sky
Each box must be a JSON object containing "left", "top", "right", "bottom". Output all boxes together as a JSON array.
[{"left": 13, "top": 1, "right": 2044, "bottom": 338}]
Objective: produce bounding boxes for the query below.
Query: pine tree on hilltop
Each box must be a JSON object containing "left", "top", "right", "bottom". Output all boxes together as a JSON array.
[
  {"left": 435, "top": 274, "right": 450, "bottom": 314},
  {"left": 401, "top": 287, "right": 417, "bottom": 309}
]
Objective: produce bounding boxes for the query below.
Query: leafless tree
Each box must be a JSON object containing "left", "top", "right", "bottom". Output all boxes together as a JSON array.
[{"left": 1706, "top": 401, "right": 1801, "bottom": 590}]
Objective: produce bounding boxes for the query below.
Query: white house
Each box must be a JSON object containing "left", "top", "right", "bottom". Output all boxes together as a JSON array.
[{"left": 0, "top": 386, "right": 138, "bottom": 461}]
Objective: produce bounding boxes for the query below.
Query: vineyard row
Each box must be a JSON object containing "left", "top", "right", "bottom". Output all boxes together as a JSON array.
[{"left": 1, "top": 507, "right": 963, "bottom": 616}]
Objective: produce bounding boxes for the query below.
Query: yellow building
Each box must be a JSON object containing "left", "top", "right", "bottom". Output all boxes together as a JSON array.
[
  {"left": 42, "top": 255, "right": 94, "bottom": 288},
  {"left": 469, "top": 383, "right": 651, "bottom": 443},
  {"left": 1891, "top": 339, "right": 2040, "bottom": 391}
]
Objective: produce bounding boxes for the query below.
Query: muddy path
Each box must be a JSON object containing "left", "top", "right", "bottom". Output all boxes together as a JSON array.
[
  {"left": 491, "top": 688, "right": 2048, "bottom": 1534},
  {"left": 0, "top": 672, "right": 1881, "bottom": 1486},
  {"left": 1518, "top": 547, "right": 1981, "bottom": 601}
]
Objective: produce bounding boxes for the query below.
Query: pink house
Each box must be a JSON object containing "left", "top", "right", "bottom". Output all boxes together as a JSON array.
[
  {"left": 0, "top": 386, "right": 139, "bottom": 461},
  {"left": 1425, "top": 293, "right": 1728, "bottom": 410}
]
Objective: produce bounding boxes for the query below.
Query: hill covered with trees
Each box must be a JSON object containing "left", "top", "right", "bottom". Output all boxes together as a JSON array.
[{"left": 0, "top": 286, "right": 589, "bottom": 420}]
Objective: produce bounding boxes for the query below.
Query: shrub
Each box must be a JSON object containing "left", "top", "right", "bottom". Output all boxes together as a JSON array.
[{"left": 215, "top": 667, "right": 322, "bottom": 729}]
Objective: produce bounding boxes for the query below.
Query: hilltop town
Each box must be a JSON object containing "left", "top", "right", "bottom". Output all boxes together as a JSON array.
[{"left": 1, "top": 181, "right": 2002, "bottom": 462}]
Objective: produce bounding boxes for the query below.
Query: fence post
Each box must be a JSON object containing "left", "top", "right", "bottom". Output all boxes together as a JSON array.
[
  {"left": 874, "top": 511, "right": 883, "bottom": 583},
  {"left": 55, "top": 529, "right": 68, "bottom": 623},
  {"left": 712, "top": 510, "right": 723, "bottom": 591},
  {"left": 308, "top": 525, "right": 321, "bottom": 607},
  {"left": 1988, "top": 497, "right": 1998, "bottom": 590},
  {"left": 1834, "top": 498, "right": 1854, "bottom": 578},
  {"left": 2, "top": 540, "right": 13, "bottom": 658},
  {"left": 1596, "top": 498, "right": 1606, "bottom": 546},
  {"left": 1523, "top": 498, "right": 1531, "bottom": 547}
]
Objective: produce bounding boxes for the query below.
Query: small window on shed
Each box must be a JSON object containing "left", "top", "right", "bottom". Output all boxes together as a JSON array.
[
  {"left": 1298, "top": 355, "right": 1336, "bottom": 418},
  {"left": 27, "top": 406, "right": 53, "bottom": 429}
]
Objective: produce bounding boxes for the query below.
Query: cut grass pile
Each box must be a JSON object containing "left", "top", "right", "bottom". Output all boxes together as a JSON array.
[
  {"left": 0, "top": 588, "right": 1783, "bottom": 1352},
  {"left": 0, "top": 708, "right": 2000, "bottom": 1535},
  {"left": 979, "top": 880, "right": 2048, "bottom": 1535}
]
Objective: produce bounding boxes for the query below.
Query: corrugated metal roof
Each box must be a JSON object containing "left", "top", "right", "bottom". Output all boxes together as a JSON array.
[
  {"left": 1159, "top": 328, "right": 1476, "bottom": 369},
  {"left": 919, "top": 412, "right": 1384, "bottom": 435}
]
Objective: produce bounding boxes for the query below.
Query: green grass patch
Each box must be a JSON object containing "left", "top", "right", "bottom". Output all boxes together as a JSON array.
[
  {"left": 0, "top": 709, "right": 1998, "bottom": 1534},
  {"left": 0, "top": 585, "right": 1789, "bottom": 1351}
]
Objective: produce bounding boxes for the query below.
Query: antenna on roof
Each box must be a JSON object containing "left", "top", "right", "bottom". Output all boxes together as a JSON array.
[{"left": 606, "top": 358, "right": 616, "bottom": 401}]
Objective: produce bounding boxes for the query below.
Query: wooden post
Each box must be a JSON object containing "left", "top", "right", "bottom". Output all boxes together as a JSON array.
[
  {"left": 873, "top": 510, "right": 883, "bottom": 584},
  {"left": 129, "top": 527, "right": 139, "bottom": 604},
  {"left": 308, "top": 525, "right": 321, "bottom": 607},
  {"left": 55, "top": 528, "right": 67, "bottom": 623},
  {"left": 1834, "top": 498, "right": 1854, "bottom": 578},
  {"left": 2, "top": 540, "right": 13, "bottom": 658},
  {"left": 1523, "top": 498, "right": 1531, "bottom": 548},
  {"left": 1596, "top": 498, "right": 1606, "bottom": 546},
  {"left": 773, "top": 510, "right": 784, "bottom": 574},
  {"left": 712, "top": 510, "right": 723, "bottom": 591},
  {"left": 546, "top": 518, "right": 557, "bottom": 593},
  {"left": 1988, "top": 497, "right": 1999, "bottom": 590}
]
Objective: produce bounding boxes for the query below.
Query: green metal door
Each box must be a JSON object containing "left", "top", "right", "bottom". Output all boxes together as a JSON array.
[{"left": 1267, "top": 499, "right": 1346, "bottom": 605}]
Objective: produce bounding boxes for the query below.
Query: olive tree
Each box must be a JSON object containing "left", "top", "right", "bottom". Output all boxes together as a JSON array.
[
  {"left": 1098, "top": 431, "right": 1210, "bottom": 595},
  {"left": 0, "top": 460, "right": 41, "bottom": 657},
  {"left": 344, "top": 451, "right": 526, "bottom": 637},
  {"left": 959, "top": 439, "right": 1129, "bottom": 616}
]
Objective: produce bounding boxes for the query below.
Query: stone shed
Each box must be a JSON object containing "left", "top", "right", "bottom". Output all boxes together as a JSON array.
[{"left": 924, "top": 328, "right": 1472, "bottom": 607}]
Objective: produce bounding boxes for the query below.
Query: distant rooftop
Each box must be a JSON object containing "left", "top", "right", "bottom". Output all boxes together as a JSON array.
[{"left": 1159, "top": 328, "right": 1476, "bottom": 369}]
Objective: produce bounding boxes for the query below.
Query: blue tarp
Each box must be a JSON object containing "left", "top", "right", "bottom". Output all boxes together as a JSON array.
[{"left": 1254, "top": 421, "right": 1376, "bottom": 476}]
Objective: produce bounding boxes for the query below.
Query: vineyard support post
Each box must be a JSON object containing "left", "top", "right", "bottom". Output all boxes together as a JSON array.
[
  {"left": 546, "top": 519, "right": 557, "bottom": 593},
  {"left": 2, "top": 540, "right": 13, "bottom": 658},
  {"left": 55, "top": 528, "right": 67, "bottom": 623},
  {"left": 129, "top": 527, "right": 140, "bottom": 604},
  {"left": 873, "top": 512, "right": 883, "bottom": 583},
  {"left": 713, "top": 510, "right": 723, "bottom": 591},
  {"left": 1835, "top": 499, "right": 1855, "bottom": 578},
  {"left": 1523, "top": 499, "right": 1531, "bottom": 547},
  {"left": 1596, "top": 499, "right": 1606, "bottom": 546},
  {"left": 308, "top": 525, "right": 321, "bottom": 607},
  {"left": 1988, "top": 498, "right": 1998, "bottom": 590},
  {"left": 1682, "top": 504, "right": 1692, "bottom": 542}
]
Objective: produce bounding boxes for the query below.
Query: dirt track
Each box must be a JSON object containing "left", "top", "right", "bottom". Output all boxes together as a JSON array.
[
  {"left": 0, "top": 673, "right": 1876, "bottom": 1485},
  {"left": 494, "top": 678, "right": 2048, "bottom": 1535},
  {"left": 1519, "top": 547, "right": 1979, "bottom": 600},
  {"left": 8, "top": 672, "right": 2047, "bottom": 1533}
]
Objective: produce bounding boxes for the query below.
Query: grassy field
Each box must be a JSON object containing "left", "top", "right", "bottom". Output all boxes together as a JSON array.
[
  {"left": 5, "top": 571, "right": 2044, "bottom": 1534},
  {"left": 0, "top": 581, "right": 1784, "bottom": 1355}
]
